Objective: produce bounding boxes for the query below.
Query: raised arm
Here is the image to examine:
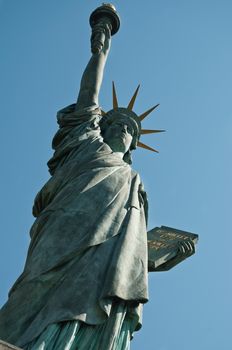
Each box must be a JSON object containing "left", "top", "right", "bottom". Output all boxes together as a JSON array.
[{"left": 76, "top": 22, "right": 111, "bottom": 110}]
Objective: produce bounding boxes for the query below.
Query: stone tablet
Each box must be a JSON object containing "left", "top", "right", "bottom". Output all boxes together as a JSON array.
[{"left": 148, "top": 226, "right": 198, "bottom": 271}]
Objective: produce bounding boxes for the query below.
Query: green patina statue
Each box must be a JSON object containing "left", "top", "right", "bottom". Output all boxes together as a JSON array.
[
  {"left": 0, "top": 4, "right": 195, "bottom": 350},
  {"left": 0, "top": 5, "right": 154, "bottom": 349}
]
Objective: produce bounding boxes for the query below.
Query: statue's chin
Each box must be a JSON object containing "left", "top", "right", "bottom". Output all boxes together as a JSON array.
[{"left": 104, "top": 139, "right": 128, "bottom": 154}]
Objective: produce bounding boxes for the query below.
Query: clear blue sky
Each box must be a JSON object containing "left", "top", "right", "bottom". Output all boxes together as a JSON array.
[{"left": 0, "top": 1, "right": 231, "bottom": 349}]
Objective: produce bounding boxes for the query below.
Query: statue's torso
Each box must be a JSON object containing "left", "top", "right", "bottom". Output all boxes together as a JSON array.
[{"left": 0, "top": 105, "right": 149, "bottom": 347}]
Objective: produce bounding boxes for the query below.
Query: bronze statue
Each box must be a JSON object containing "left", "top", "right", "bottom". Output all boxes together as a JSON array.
[{"left": 0, "top": 4, "right": 196, "bottom": 350}]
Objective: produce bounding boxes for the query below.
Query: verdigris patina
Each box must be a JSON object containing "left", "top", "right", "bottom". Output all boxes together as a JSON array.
[
  {"left": 0, "top": 4, "right": 158, "bottom": 349},
  {"left": 0, "top": 4, "right": 197, "bottom": 349}
]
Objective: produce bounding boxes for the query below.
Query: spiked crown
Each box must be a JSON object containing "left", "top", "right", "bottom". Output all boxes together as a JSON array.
[{"left": 100, "top": 82, "right": 164, "bottom": 153}]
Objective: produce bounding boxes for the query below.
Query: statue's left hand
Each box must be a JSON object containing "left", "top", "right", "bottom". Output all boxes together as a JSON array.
[{"left": 177, "top": 239, "right": 195, "bottom": 258}]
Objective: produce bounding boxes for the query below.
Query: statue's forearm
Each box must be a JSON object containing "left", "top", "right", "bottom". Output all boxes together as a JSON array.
[
  {"left": 76, "top": 51, "right": 108, "bottom": 110},
  {"left": 75, "top": 5, "right": 120, "bottom": 111},
  {"left": 76, "top": 21, "right": 111, "bottom": 110}
]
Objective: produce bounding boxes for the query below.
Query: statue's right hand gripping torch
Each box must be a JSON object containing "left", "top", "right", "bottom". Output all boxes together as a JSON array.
[{"left": 89, "top": 3, "right": 120, "bottom": 54}]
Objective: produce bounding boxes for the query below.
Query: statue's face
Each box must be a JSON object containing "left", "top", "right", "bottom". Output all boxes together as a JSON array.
[{"left": 103, "top": 117, "right": 136, "bottom": 154}]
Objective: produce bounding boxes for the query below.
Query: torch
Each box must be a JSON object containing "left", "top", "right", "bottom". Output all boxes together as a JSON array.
[{"left": 89, "top": 3, "right": 120, "bottom": 54}]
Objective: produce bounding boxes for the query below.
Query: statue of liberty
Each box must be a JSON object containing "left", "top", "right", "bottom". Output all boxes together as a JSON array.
[{"left": 0, "top": 4, "right": 164, "bottom": 349}]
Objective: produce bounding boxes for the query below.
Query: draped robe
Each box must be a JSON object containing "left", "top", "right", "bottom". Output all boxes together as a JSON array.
[{"left": 0, "top": 104, "right": 149, "bottom": 348}]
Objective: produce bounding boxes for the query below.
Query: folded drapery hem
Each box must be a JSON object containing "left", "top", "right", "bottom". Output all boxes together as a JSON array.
[{"left": 24, "top": 301, "right": 133, "bottom": 350}]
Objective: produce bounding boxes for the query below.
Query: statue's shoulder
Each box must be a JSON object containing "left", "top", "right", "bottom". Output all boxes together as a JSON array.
[{"left": 56, "top": 104, "right": 101, "bottom": 128}]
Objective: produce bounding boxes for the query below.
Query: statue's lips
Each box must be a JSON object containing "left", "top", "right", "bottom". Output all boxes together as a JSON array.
[
  {"left": 115, "top": 131, "right": 127, "bottom": 138},
  {"left": 115, "top": 133, "right": 127, "bottom": 141}
]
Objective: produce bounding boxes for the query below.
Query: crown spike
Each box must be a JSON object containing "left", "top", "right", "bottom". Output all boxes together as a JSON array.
[
  {"left": 139, "top": 104, "right": 159, "bottom": 121},
  {"left": 137, "top": 141, "right": 159, "bottom": 153},
  {"left": 127, "top": 85, "right": 140, "bottom": 111},
  {"left": 112, "top": 81, "right": 118, "bottom": 109},
  {"left": 141, "top": 129, "right": 165, "bottom": 135}
]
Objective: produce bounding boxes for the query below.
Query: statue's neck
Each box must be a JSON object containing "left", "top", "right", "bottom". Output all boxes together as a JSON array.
[{"left": 112, "top": 151, "right": 124, "bottom": 160}]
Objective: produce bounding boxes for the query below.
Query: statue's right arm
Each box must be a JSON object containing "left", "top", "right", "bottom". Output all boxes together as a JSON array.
[{"left": 75, "top": 23, "right": 111, "bottom": 110}]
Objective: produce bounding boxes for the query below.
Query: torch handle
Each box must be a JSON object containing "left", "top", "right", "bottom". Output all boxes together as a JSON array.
[{"left": 91, "top": 18, "right": 112, "bottom": 54}]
